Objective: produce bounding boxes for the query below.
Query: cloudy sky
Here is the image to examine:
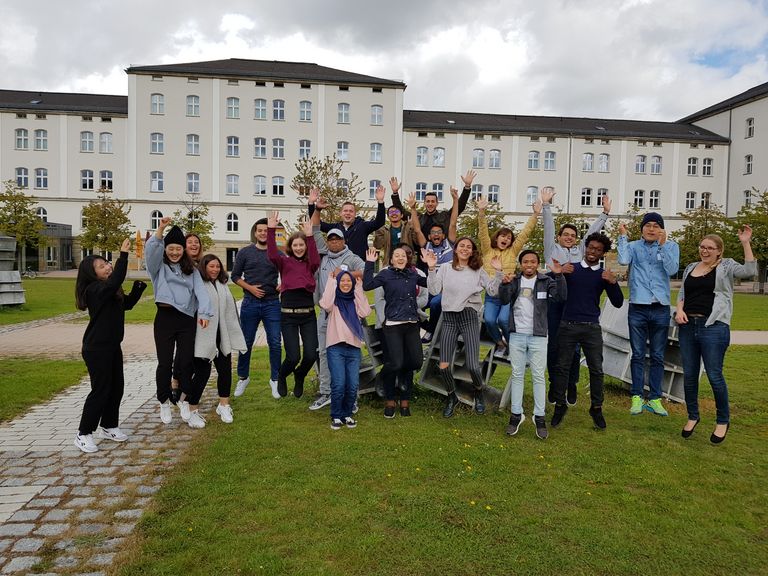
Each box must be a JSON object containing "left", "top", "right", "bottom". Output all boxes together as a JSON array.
[{"left": 2, "top": 0, "right": 767, "bottom": 121}]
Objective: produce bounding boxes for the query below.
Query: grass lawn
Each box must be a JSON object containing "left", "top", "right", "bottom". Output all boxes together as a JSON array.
[
  {"left": 0, "top": 358, "right": 86, "bottom": 422},
  {"left": 116, "top": 346, "right": 768, "bottom": 576}
]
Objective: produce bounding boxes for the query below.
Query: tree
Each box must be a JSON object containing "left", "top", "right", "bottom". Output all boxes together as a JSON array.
[
  {"left": 456, "top": 197, "right": 508, "bottom": 242},
  {"left": 0, "top": 180, "right": 46, "bottom": 269},
  {"left": 290, "top": 154, "right": 366, "bottom": 225},
  {"left": 171, "top": 197, "right": 215, "bottom": 250},
  {"left": 732, "top": 187, "right": 768, "bottom": 292},
  {"left": 606, "top": 202, "right": 644, "bottom": 243},
  {"left": 80, "top": 187, "right": 132, "bottom": 253},
  {"left": 525, "top": 206, "right": 590, "bottom": 261},
  {"left": 670, "top": 204, "right": 733, "bottom": 268}
]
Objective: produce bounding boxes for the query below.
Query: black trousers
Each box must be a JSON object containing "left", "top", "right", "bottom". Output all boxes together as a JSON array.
[
  {"left": 154, "top": 306, "right": 196, "bottom": 403},
  {"left": 547, "top": 299, "right": 581, "bottom": 390},
  {"left": 380, "top": 323, "right": 423, "bottom": 401},
  {"left": 79, "top": 347, "right": 124, "bottom": 434},
  {"left": 280, "top": 312, "right": 318, "bottom": 382},
  {"left": 554, "top": 322, "right": 604, "bottom": 407},
  {"left": 190, "top": 351, "right": 232, "bottom": 405}
]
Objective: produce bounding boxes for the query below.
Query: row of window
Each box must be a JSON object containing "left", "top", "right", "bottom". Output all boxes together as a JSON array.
[
  {"left": 15, "top": 167, "right": 114, "bottom": 190},
  {"left": 14, "top": 129, "right": 115, "bottom": 154},
  {"left": 148, "top": 171, "right": 286, "bottom": 196}
]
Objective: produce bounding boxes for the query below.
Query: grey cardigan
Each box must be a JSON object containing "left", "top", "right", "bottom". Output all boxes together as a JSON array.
[
  {"left": 678, "top": 258, "right": 756, "bottom": 326},
  {"left": 194, "top": 280, "right": 247, "bottom": 361}
]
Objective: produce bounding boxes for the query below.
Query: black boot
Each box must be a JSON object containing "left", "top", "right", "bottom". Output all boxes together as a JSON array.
[
  {"left": 443, "top": 392, "right": 460, "bottom": 418},
  {"left": 474, "top": 389, "right": 486, "bottom": 415}
]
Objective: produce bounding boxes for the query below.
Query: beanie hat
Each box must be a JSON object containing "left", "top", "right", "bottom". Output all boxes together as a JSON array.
[
  {"left": 164, "top": 225, "right": 186, "bottom": 247},
  {"left": 641, "top": 212, "right": 664, "bottom": 229}
]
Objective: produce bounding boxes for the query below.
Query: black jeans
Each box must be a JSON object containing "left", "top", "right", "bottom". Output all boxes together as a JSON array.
[
  {"left": 190, "top": 351, "right": 232, "bottom": 405},
  {"left": 547, "top": 299, "right": 580, "bottom": 390},
  {"left": 554, "top": 322, "right": 604, "bottom": 407},
  {"left": 280, "top": 312, "right": 318, "bottom": 382},
  {"left": 79, "top": 347, "right": 124, "bottom": 434},
  {"left": 380, "top": 323, "right": 423, "bottom": 401},
  {"left": 154, "top": 306, "right": 196, "bottom": 403}
]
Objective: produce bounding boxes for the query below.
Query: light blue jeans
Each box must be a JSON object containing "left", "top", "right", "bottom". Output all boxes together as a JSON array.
[
  {"left": 483, "top": 294, "right": 510, "bottom": 345},
  {"left": 507, "top": 332, "right": 548, "bottom": 417}
]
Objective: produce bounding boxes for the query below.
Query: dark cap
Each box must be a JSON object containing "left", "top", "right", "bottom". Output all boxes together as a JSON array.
[
  {"left": 164, "top": 225, "right": 186, "bottom": 247},
  {"left": 641, "top": 212, "right": 665, "bottom": 229}
]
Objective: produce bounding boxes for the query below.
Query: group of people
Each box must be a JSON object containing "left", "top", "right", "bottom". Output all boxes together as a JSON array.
[{"left": 72, "top": 170, "right": 755, "bottom": 451}]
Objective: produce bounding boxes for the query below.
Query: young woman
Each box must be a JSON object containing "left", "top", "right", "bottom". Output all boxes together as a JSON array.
[
  {"left": 187, "top": 254, "right": 247, "bottom": 426},
  {"left": 424, "top": 238, "right": 503, "bottom": 418},
  {"left": 74, "top": 238, "right": 147, "bottom": 453},
  {"left": 364, "top": 244, "right": 428, "bottom": 417},
  {"left": 675, "top": 225, "right": 755, "bottom": 444},
  {"left": 319, "top": 269, "right": 371, "bottom": 430},
  {"left": 267, "top": 212, "right": 321, "bottom": 398},
  {"left": 185, "top": 233, "right": 203, "bottom": 265},
  {"left": 145, "top": 217, "right": 213, "bottom": 426}
]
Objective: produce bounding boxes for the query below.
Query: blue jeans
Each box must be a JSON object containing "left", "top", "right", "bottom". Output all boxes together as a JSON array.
[
  {"left": 628, "top": 303, "right": 670, "bottom": 400},
  {"left": 237, "top": 297, "right": 282, "bottom": 381},
  {"left": 506, "top": 333, "right": 547, "bottom": 416},
  {"left": 678, "top": 318, "right": 730, "bottom": 424},
  {"left": 483, "top": 294, "right": 510, "bottom": 345},
  {"left": 423, "top": 293, "right": 442, "bottom": 334},
  {"left": 327, "top": 343, "right": 361, "bottom": 420}
]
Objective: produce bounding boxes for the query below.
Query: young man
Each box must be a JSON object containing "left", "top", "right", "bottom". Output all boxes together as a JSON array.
[
  {"left": 498, "top": 250, "right": 566, "bottom": 440},
  {"left": 415, "top": 170, "right": 475, "bottom": 241},
  {"left": 617, "top": 212, "right": 679, "bottom": 417},
  {"left": 541, "top": 186, "right": 612, "bottom": 407},
  {"left": 551, "top": 233, "right": 624, "bottom": 430},
  {"left": 230, "top": 218, "right": 281, "bottom": 399},
  {"left": 373, "top": 178, "right": 417, "bottom": 265}
]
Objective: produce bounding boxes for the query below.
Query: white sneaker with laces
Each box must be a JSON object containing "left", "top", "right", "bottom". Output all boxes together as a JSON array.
[
  {"left": 234, "top": 377, "right": 250, "bottom": 397},
  {"left": 74, "top": 433, "right": 98, "bottom": 453},
  {"left": 216, "top": 404, "right": 234, "bottom": 424},
  {"left": 269, "top": 379, "right": 280, "bottom": 399},
  {"left": 188, "top": 410, "right": 206, "bottom": 429},
  {"left": 97, "top": 427, "right": 128, "bottom": 442},
  {"left": 159, "top": 401, "right": 172, "bottom": 424},
  {"left": 179, "top": 400, "right": 191, "bottom": 422}
]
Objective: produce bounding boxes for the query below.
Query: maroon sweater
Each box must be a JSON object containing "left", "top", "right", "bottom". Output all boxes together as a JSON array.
[{"left": 267, "top": 229, "right": 321, "bottom": 297}]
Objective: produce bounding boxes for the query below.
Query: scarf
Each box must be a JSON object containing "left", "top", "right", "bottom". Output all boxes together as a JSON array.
[{"left": 335, "top": 271, "right": 364, "bottom": 341}]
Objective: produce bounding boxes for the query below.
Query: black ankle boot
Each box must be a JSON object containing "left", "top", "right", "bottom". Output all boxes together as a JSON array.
[
  {"left": 443, "top": 392, "right": 460, "bottom": 418},
  {"left": 474, "top": 389, "right": 486, "bottom": 415}
]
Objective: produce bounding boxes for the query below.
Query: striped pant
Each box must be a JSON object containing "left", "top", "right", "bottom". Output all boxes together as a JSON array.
[{"left": 439, "top": 308, "right": 485, "bottom": 392}]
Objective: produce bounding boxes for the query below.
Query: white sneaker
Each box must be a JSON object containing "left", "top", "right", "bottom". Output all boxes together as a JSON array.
[
  {"left": 159, "top": 401, "right": 172, "bottom": 424},
  {"left": 179, "top": 400, "right": 191, "bottom": 422},
  {"left": 74, "top": 433, "right": 98, "bottom": 453},
  {"left": 234, "top": 377, "right": 250, "bottom": 397},
  {"left": 269, "top": 379, "right": 280, "bottom": 399},
  {"left": 188, "top": 410, "right": 206, "bottom": 429},
  {"left": 216, "top": 404, "right": 234, "bottom": 424},
  {"left": 97, "top": 427, "right": 128, "bottom": 442}
]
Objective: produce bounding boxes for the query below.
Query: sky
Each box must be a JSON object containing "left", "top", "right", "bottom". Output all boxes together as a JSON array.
[{"left": 2, "top": 0, "right": 767, "bottom": 122}]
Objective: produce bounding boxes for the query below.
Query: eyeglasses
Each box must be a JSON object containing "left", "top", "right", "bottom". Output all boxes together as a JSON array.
[{"left": 698, "top": 245, "right": 718, "bottom": 251}]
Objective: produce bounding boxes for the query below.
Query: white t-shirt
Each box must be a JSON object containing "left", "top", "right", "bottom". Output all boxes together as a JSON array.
[{"left": 513, "top": 276, "right": 537, "bottom": 334}]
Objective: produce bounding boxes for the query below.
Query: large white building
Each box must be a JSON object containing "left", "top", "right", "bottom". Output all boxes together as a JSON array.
[{"left": 0, "top": 58, "right": 764, "bottom": 269}]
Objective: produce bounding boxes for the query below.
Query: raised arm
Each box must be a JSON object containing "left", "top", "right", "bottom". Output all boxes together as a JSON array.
[
  {"left": 477, "top": 195, "right": 491, "bottom": 254},
  {"left": 407, "top": 193, "right": 427, "bottom": 247},
  {"left": 732, "top": 224, "right": 757, "bottom": 279},
  {"left": 659, "top": 232, "right": 679, "bottom": 276},
  {"left": 447, "top": 186, "right": 460, "bottom": 244},
  {"left": 541, "top": 187, "right": 557, "bottom": 266},
  {"left": 586, "top": 194, "right": 611, "bottom": 236},
  {"left": 365, "top": 184, "right": 387, "bottom": 233},
  {"left": 266, "top": 211, "right": 284, "bottom": 270},
  {"left": 457, "top": 170, "right": 476, "bottom": 215},
  {"left": 389, "top": 177, "right": 406, "bottom": 215},
  {"left": 312, "top": 192, "right": 329, "bottom": 255},
  {"left": 145, "top": 216, "right": 171, "bottom": 276},
  {"left": 510, "top": 200, "right": 541, "bottom": 258},
  {"left": 616, "top": 223, "right": 633, "bottom": 266},
  {"left": 302, "top": 220, "right": 321, "bottom": 273}
]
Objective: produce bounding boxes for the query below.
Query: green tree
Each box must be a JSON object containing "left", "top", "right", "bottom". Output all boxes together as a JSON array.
[
  {"left": 171, "top": 197, "right": 215, "bottom": 250},
  {"left": 457, "top": 197, "right": 507, "bottom": 242},
  {"left": 606, "top": 202, "right": 644, "bottom": 242},
  {"left": 670, "top": 204, "right": 734, "bottom": 268},
  {"left": 290, "top": 154, "right": 366, "bottom": 225},
  {"left": 526, "top": 207, "right": 591, "bottom": 260},
  {"left": 732, "top": 187, "right": 768, "bottom": 292},
  {"left": 80, "top": 187, "right": 132, "bottom": 253},
  {"left": 0, "top": 180, "right": 46, "bottom": 268}
]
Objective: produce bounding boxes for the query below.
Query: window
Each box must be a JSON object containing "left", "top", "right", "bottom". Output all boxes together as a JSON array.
[
  {"left": 299, "top": 100, "right": 312, "bottom": 122},
  {"left": 369, "top": 179, "right": 382, "bottom": 200},
  {"left": 46, "top": 245, "right": 57, "bottom": 266},
  {"left": 580, "top": 187, "right": 592, "bottom": 207},
  {"left": 272, "top": 176, "right": 284, "bottom": 196},
  {"left": 80, "top": 131, "right": 94, "bottom": 152},
  {"left": 226, "top": 213, "right": 239, "bottom": 232},
  {"left": 299, "top": 139, "right": 311, "bottom": 159},
  {"left": 582, "top": 153, "right": 594, "bottom": 172},
  {"left": 649, "top": 189, "right": 660, "bottom": 209},
  {"left": 226, "top": 174, "right": 239, "bottom": 195},
  {"left": 597, "top": 188, "right": 608, "bottom": 206},
  {"left": 254, "top": 176, "right": 267, "bottom": 195},
  {"left": 338, "top": 103, "right": 350, "bottom": 124},
  {"left": 254, "top": 98, "right": 267, "bottom": 120},
  {"left": 700, "top": 192, "right": 711, "bottom": 209},
  {"left": 336, "top": 141, "right": 349, "bottom": 161},
  {"left": 99, "top": 132, "right": 113, "bottom": 154},
  {"left": 634, "top": 189, "right": 645, "bottom": 208},
  {"left": 746, "top": 117, "right": 755, "bottom": 138},
  {"left": 150, "top": 132, "right": 164, "bottom": 154},
  {"left": 227, "top": 136, "right": 240, "bottom": 157},
  {"left": 598, "top": 153, "right": 609, "bottom": 173},
  {"left": 81, "top": 169, "right": 94, "bottom": 190},
  {"left": 528, "top": 151, "right": 539, "bottom": 170},
  {"left": 150, "top": 93, "right": 164, "bottom": 114},
  {"left": 100, "top": 170, "right": 113, "bottom": 190},
  {"left": 489, "top": 149, "right": 501, "bottom": 169},
  {"left": 35, "top": 168, "right": 48, "bottom": 189},
  {"left": 370, "top": 142, "right": 382, "bottom": 163},
  {"left": 702, "top": 158, "right": 713, "bottom": 177},
  {"left": 36, "top": 207, "right": 47, "bottom": 222},
  {"left": 16, "top": 167, "right": 28, "bottom": 188},
  {"left": 273, "top": 99, "right": 285, "bottom": 121},
  {"left": 272, "top": 138, "right": 285, "bottom": 159},
  {"left": 226, "top": 97, "right": 240, "bottom": 119},
  {"left": 488, "top": 185, "right": 500, "bottom": 204},
  {"left": 650, "top": 155, "right": 662, "bottom": 175},
  {"left": 15, "top": 128, "right": 29, "bottom": 150},
  {"left": 685, "top": 191, "right": 696, "bottom": 210},
  {"left": 470, "top": 184, "right": 483, "bottom": 201},
  {"left": 187, "top": 172, "right": 200, "bottom": 194},
  {"left": 81, "top": 211, "right": 89, "bottom": 229},
  {"left": 415, "top": 182, "right": 427, "bottom": 201},
  {"left": 544, "top": 151, "right": 556, "bottom": 171},
  {"left": 371, "top": 105, "right": 383, "bottom": 125},
  {"left": 34, "top": 129, "right": 47, "bottom": 151},
  {"left": 687, "top": 157, "right": 698, "bottom": 176},
  {"left": 433, "top": 147, "right": 445, "bottom": 167},
  {"left": 416, "top": 146, "right": 428, "bottom": 166},
  {"left": 635, "top": 155, "right": 646, "bottom": 173},
  {"left": 254, "top": 137, "right": 267, "bottom": 158},
  {"left": 186, "top": 95, "right": 200, "bottom": 117},
  {"left": 150, "top": 210, "right": 163, "bottom": 230},
  {"left": 745, "top": 154, "right": 753, "bottom": 174},
  {"left": 338, "top": 179, "right": 349, "bottom": 192},
  {"left": 744, "top": 189, "right": 752, "bottom": 207},
  {"left": 432, "top": 183, "right": 444, "bottom": 202},
  {"left": 150, "top": 171, "right": 164, "bottom": 193},
  {"left": 187, "top": 134, "right": 200, "bottom": 156},
  {"left": 472, "top": 149, "right": 485, "bottom": 168}
]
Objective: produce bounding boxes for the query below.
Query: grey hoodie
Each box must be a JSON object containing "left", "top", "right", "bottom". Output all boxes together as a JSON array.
[{"left": 313, "top": 225, "right": 365, "bottom": 304}]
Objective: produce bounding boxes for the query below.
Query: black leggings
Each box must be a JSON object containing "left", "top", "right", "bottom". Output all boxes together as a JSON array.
[
  {"left": 380, "top": 323, "right": 423, "bottom": 401},
  {"left": 190, "top": 351, "right": 232, "bottom": 405},
  {"left": 279, "top": 312, "right": 318, "bottom": 382},
  {"left": 154, "top": 306, "right": 196, "bottom": 403},
  {"left": 79, "top": 347, "right": 124, "bottom": 434}
]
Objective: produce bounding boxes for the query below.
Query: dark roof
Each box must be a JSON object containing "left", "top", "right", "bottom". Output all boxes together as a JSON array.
[
  {"left": 0, "top": 89, "right": 127, "bottom": 115},
  {"left": 403, "top": 110, "right": 728, "bottom": 143},
  {"left": 126, "top": 58, "right": 406, "bottom": 88},
  {"left": 679, "top": 80, "right": 768, "bottom": 123}
]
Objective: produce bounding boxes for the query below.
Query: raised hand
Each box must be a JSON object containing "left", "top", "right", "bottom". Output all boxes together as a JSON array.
[
  {"left": 460, "top": 169, "right": 477, "bottom": 188},
  {"left": 421, "top": 248, "right": 438, "bottom": 270},
  {"left": 658, "top": 228, "right": 667, "bottom": 246},
  {"left": 375, "top": 184, "right": 386, "bottom": 203},
  {"left": 532, "top": 198, "right": 543, "bottom": 215},
  {"left": 602, "top": 194, "right": 612, "bottom": 214},
  {"left": 490, "top": 256, "right": 502, "bottom": 271},
  {"left": 476, "top": 195, "right": 489, "bottom": 212},
  {"left": 550, "top": 258, "right": 563, "bottom": 274},
  {"left": 389, "top": 177, "right": 401, "bottom": 194},
  {"left": 618, "top": 222, "right": 628, "bottom": 236},
  {"left": 120, "top": 238, "right": 131, "bottom": 252},
  {"left": 159, "top": 216, "right": 172, "bottom": 228},
  {"left": 316, "top": 196, "right": 329, "bottom": 210},
  {"left": 406, "top": 192, "right": 417, "bottom": 210},
  {"left": 308, "top": 187, "right": 319, "bottom": 204},
  {"left": 540, "top": 186, "right": 555, "bottom": 204},
  {"left": 602, "top": 268, "right": 617, "bottom": 284},
  {"left": 267, "top": 211, "right": 279, "bottom": 229},
  {"left": 450, "top": 185, "right": 459, "bottom": 201},
  {"left": 738, "top": 224, "right": 752, "bottom": 244},
  {"left": 301, "top": 219, "right": 313, "bottom": 236},
  {"left": 366, "top": 247, "right": 379, "bottom": 262}
]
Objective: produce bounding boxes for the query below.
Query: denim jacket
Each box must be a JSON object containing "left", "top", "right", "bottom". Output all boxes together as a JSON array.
[{"left": 498, "top": 272, "right": 567, "bottom": 337}]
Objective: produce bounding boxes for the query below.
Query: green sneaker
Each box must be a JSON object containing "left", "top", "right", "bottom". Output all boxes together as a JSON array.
[
  {"left": 645, "top": 398, "right": 669, "bottom": 417},
  {"left": 630, "top": 395, "right": 644, "bottom": 415}
]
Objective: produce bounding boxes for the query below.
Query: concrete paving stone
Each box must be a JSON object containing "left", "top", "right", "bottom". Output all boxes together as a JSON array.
[
  {"left": 110, "top": 449, "right": 132, "bottom": 458},
  {"left": 134, "top": 497, "right": 152, "bottom": 507},
  {"left": 1, "top": 478, "right": 31, "bottom": 487},
  {"left": 11, "top": 537, "right": 44, "bottom": 553},
  {"left": 60, "top": 466, "right": 87, "bottom": 476},
  {"left": 114, "top": 509, "right": 142, "bottom": 520},
  {"left": 77, "top": 509, "right": 101, "bottom": 521},
  {"left": 0, "top": 540, "right": 9, "bottom": 552},
  {"left": 30, "top": 465, "right": 59, "bottom": 476},
  {"left": 88, "top": 466, "right": 118, "bottom": 476},
  {"left": 89, "top": 553, "right": 115, "bottom": 566},
  {"left": 62, "top": 497, "right": 95, "bottom": 508},
  {"left": 70, "top": 486, "right": 95, "bottom": 496},
  {"left": 1, "top": 555, "right": 41, "bottom": 573},
  {"left": 35, "top": 476, "right": 62, "bottom": 485},
  {"left": 97, "top": 537, "right": 124, "bottom": 550},
  {"left": 40, "top": 486, "right": 68, "bottom": 497},
  {"left": 99, "top": 497, "right": 124, "bottom": 508},
  {"left": 53, "top": 538, "right": 75, "bottom": 550},
  {"left": 136, "top": 485, "right": 159, "bottom": 496},
  {"left": 34, "top": 523, "right": 70, "bottom": 536},
  {"left": 77, "top": 523, "right": 108, "bottom": 536},
  {"left": 137, "top": 449, "right": 159, "bottom": 457},
  {"left": 75, "top": 572, "right": 106, "bottom": 576},
  {"left": 112, "top": 523, "right": 136, "bottom": 535},
  {"left": 0, "top": 524, "right": 34, "bottom": 537},
  {"left": 61, "top": 475, "right": 88, "bottom": 486},
  {"left": 8, "top": 509, "right": 43, "bottom": 522},
  {"left": 110, "top": 458, "right": 131, "bottom": 466},
  {"left": 26, "top": 497, "right": 60, "bottom": 508},
  {"left": 87, "top": 477, "right": 113, "bottom": 486},
  {"left": 121, "top": 466, "right": 144, "bottom": 475},
  {"left": 43, "top": 509, "right": 74, "bottom": 521},
  {"left": 101, "top": 486, "right": 125, "bottom": 496},
  {"left": 3, "top": 467, "right": 30, "bottom": 476},
  {"left": 54, "top": 555, "right": 79, "bottom": 568},
  {"left": 150, "top": 475, "right": 165, "bottom": 485},
  {"left": 85, "top": 458, "right": 111, "bottom": 466}
]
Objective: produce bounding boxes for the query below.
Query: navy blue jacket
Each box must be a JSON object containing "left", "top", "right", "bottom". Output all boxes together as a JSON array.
[
  {"left": 363, "top": 262, "right": 427, "bottom": 323},
  {"left": 308, "top": 202, "right": 386, "bottom": 260},
  {"left": 498, "top": 272, "right": 567, "bottom": 337}
]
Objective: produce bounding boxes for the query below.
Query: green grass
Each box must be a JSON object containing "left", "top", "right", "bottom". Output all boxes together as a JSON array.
[
  {"left": 0, "top": 358, "right": 87, "bottom": 422},
  {"left": 116, "top": 346, "right": 768, "bottom": 576}
]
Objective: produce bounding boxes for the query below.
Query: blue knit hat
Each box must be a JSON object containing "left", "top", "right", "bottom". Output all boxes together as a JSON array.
[{"left": 641, "top": 212, "right": 664, "bottom": 229}]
